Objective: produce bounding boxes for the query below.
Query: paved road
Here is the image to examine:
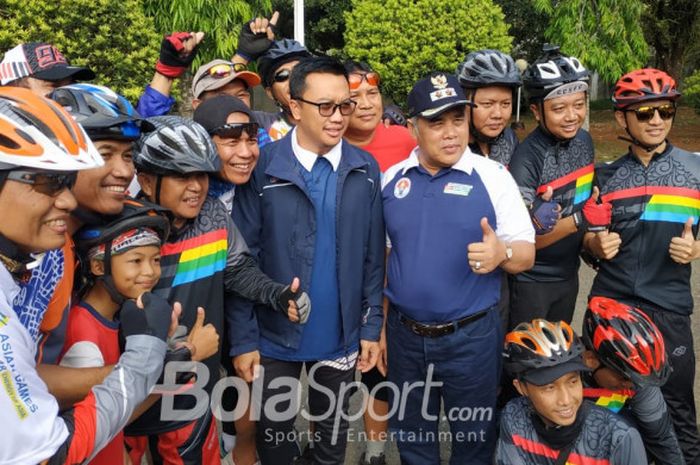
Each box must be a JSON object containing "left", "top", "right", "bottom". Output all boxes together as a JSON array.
[{"left": 223, "top": 262, "right": 699, "bottom": 464}]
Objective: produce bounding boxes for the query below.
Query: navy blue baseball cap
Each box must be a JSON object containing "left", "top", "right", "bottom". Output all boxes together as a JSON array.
[{"left": 407, "top": 73, "right": 473, "bottom": 119}]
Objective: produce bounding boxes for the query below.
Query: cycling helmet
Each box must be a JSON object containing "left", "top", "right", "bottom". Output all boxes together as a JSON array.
[
  {"left": 457, "top": 49, "right": 521, "bottom": 89},
  {"left": 258, "top": 39, "right": 311, "bottom": 88},
  {"left": 523, "top": 44, "right": 589, "bottom": 101},
  {"left": 504, "top": 319, "right": 588, "bottom": 385},
  {"left": 75, "top": 198, "right": 170, "bottom": 303},
  {"left": 612, "top": 68, "right": 680, "bottom": 110},
  {"left": 50, "top": 83, "right": 141, "bottom": 140},
  {"left": 583, "top": 297, "right": 670, "bottom": 387},
  {"left": 382, "top": 104, "right": 407, "bottom": 127},
  {"left": 134, "top": 116, "right": 220, "bottom": 176},
  {"left": 0, "top": 86, "right": 103, "bottom": 171}
]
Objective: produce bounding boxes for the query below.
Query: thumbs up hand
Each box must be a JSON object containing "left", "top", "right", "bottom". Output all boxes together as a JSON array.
[
  {"left": 530, "top": 186, "right": 560, "bottom": 235},
  {"left": 669, "top": 217, "right": 698, "bottom": 264},
  {"left": 467, "top": 217, "right": 507, "bottom": 274}
]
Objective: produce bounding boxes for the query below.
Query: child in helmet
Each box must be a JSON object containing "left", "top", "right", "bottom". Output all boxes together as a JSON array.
[
  {"left": 497, "top": 319, "right": 646, "bottom": 464},
  {"left": 582, "top": 297, "right": 683, "bottom": 465}
]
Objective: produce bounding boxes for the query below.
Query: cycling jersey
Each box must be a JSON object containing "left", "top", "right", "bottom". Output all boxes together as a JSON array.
[
  {"left": 509, "top": 127, "right": 594, "bottom": 282},
  {"left": 126, "top": 196, "right": 287, "bottom": 435},
  {"left": 583, "top": 382, "right": 683, "bottom": 465},
  {"left": 591, "top": 144, "right": 700, "bottom": 314},
  {"left": 0, "top": 264, "right": 167, "bottom": 465},
  {"left": 496, "top": 397, "right": 646, "bottom": 464},
  {"left": 469, "top": 126, "right": 519, "bottom": 166}
]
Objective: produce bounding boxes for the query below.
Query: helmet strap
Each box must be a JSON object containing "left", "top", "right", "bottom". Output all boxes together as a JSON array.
[
  {"left": 99, "top": 239, "right": 126, "bottom": 305},
  {"left": 155, "top": 175, "right": 163, "bottom": 205},
  {"left": 618, "top": 112, "right": 668, "bottom": 153},
  {"left": 468, "top": 96, "right": 498, "bottom": 146}
]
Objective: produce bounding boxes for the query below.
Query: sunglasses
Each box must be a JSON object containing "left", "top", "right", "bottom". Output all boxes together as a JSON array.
[
  {"left": 7, "top": 170, "right": 77, "bottom": 196},
  {"left": 349, "top": 72, "right": 380, "bottom": 90},
  {"left": 628, "top": 103, "right": 676, "bottom": 122},
  {"left": 208, "top": 63, "right": 247, "bottom": 79},
  {"left": 295, "top": 97, "right": 357, "bottom": 117},
  {"left": 212, "top": 122, "right": 260, "bottom": 139},
  {"left": 273, "top": 69, "right": 291, "bottom": 83}
]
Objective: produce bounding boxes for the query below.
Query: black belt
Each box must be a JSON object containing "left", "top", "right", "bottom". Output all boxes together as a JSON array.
[{"left": 395, "top": 308, "right": 489, "bottom": 338}]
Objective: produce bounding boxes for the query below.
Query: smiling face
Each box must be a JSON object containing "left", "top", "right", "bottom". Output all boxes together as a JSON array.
[
  {"left": 515, "top": 372, "right": 583, "bottom": 427},
  {"left": 531, "top": 91, "right": 587, "bottom": 140},
  {"left": 212, "top": 112, "right": 259, "bottom": 185},
  {"left": 73, "top": 139, "right": 134, "bottom": 215},
  {"left": 289, "top": 72, "right": 352, "bottom": 155},
  {"left": 0, "top": 176, "right": 77, "bottom": 253},
  {"left": 470, "top": 86, "right": 513, "bottom": 139},
  {"left": 411, "top": 106, "right": 469, "bottom": 175},
  {"left": 91, "top": 244, "right": 161, "bottom": 299},
  {"left": 138, "top": 172, "right": 208, "bottom": 228},
  {"left": 615, "top": 99, "right": 674, "bottom": 151}
]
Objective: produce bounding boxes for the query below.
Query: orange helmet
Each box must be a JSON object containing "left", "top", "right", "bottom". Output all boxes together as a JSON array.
[
  {"left": 0, "top": 86, "right": 103, "bottom": 171},
  {"left": 612, "top": 68, "right": 681, "bottom": 110}
]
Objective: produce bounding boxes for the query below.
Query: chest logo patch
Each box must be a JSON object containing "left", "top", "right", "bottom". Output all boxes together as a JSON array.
[
  {"left": 394, "top": 177, "right": 411, "bottom": 199},
  {"left": 443, "top": 182, "right": 472, "bottom": 197}
]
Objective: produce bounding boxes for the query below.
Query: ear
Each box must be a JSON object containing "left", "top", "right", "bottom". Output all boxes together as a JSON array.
[
  {"left": 530, "top": 103, "right": 541, "bottom": 122},
  {"left": 289, "top": 98, "right": 302, "bottom": 121},
  {"left": 90, "top": 258, "right": 105, "bottom": 276},
  {"left": 407, "top": 118, "right": 420, "bottom": 140},
  {"left": 614, "top": 110, "right": 627, "bottom": 129},
  {"left": 137, "top": 173, "right": 155, "bottom": 200},
  {"left": 513, "top": 378, "right": 527, "bottom": 397},
  {"left": 191, "top": 98, "right": 202, "bottom": 110}
]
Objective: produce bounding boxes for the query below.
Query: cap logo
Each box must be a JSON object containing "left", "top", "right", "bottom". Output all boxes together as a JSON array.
[
  {"left": 431, "top": 74, "right": 448, "bottom": 89},
  {"left": 35, "top": 45, "right": 68, "bottom": 69}
]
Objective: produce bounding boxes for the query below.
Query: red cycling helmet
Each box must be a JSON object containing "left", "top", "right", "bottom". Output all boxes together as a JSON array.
[
  {"left": 583, "top": 297, "right": 670, "bottom": 387},
  {"left": 612, "top": 68, "right": 681, "bottom": 110}
]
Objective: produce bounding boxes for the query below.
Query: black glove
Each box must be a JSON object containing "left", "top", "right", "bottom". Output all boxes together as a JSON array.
[
  {"left": 159, "top": 345, "right": 196, "bottom": 385},
  {"left": 277, "top": 285, "right": 311, "bottom": 324},
  {"left": 156, "top": 32, "right": 200, "bottom": 78},
  {"left": 120, "top": 292, "right": 172, "bottom": 341},
  {"left": 236, "top": 22, "right": 274, "bottom": 61}
]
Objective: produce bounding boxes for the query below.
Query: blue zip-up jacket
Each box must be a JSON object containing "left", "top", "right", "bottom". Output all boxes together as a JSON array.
[{"left": 229, "top": 133, "right": 385, "bottom": 357}]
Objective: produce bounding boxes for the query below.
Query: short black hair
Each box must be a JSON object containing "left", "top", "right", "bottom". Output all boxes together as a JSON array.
[
  {"left": 343, "top": 60, "right": 373, "bottom": 75},
  {"left": 289, "top": 56, "right": 348, "bottom": 100}
]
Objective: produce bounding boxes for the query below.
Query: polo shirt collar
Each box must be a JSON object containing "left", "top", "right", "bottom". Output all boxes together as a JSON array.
[
  {"left": 402, "top": 146, "right": 475, "bottom": 176},
  {"left": 291, "top": 127, "right": 342, "bottom": 172}
]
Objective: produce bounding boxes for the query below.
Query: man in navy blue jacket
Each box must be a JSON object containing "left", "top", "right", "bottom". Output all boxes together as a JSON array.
[{"left": 231, "top": 56, "right": 384, "bottom": 465}]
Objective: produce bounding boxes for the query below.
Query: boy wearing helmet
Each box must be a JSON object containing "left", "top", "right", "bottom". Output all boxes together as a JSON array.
[
  {"left": 497, "top": 319, "right": 646, "bottom": 464},
  {"left": 508, "top": 45, "right": 610, "bottom": 328},
  {"left": 456, "top": 49, "right": 522, "bottom": 166},
  {"left": 585, "top": 68, "right": 700, "bottom": 464},
  {"left": 0, "top": 87, "right": 175, "bottom": 464},
  {"left": 581, "top": 297, "right": 684, "bottom": 465},
  {"left": 125, "top": 115, "right": 309, "bottom": 464}
]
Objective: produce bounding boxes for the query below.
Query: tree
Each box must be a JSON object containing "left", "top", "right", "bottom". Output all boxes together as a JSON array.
[
  {"left": 344, "top": 0, "right": 512, "bottom": 107},
  {"left": 0, "top": 0, "right": 161, "bottom": 101},
  {"left": 532, "top": 0, "right": 648, "bottom": 84},
  {"left": 271, "top": 0, "right": 351, "bottom": 56},
  {"left": 641, "top": 0, "right": 700, "bottom": 81},
  {"left": 142, "top": 0, "right": 272, "bottom": 68},
  {"left": 495, "top": 0, "right": 549, "bottom": 62}
]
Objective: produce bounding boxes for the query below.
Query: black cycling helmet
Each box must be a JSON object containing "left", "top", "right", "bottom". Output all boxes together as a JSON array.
[
  {"left": 75, "top": 198, "right": 170, "bottom": 303},
  {"left": 523, "top": 44, "right": 589, "bottom": 101},
  {"left": 258, "top": 39, "right": 311, "bottom": 88},
  {"left": 134, "top": 116, "right": 220, "bottom": 176},
  {"left": 457, "top": 49, "right": 521, "bottom": 89},
  {"left": 382, "top": 104, "right": 407, "bottom": 127},
  {"left": 504, "top": 319, "right": 589, "bottom": 385},
  {"left": 50, "top": 83, "right": 142, "bottom": 141},
  {"left": 583, "top": 297, "right": 671, "bottom": 387}
]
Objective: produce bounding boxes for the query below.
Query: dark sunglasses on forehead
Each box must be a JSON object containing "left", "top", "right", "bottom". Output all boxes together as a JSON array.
[
  {"left": 627, "top": 103, "right": 676, "bottom": 122},
  {"left": 208, "top": 63, "right": 247, "bottom": 79},
  {"left": 348, "top": 72, "right": 380, "bottom": 90},
  {"left": 212, "top": 122, "right": 260, "bottom": 139},
  {"left": 6, "top": 170, "right": 77, "bottom": 196},
  {"left": 273, "top": 69, "right": 292, "bottom": 83}
]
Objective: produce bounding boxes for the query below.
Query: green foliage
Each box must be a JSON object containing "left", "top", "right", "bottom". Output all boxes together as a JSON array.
[
  {"left": 495, "top": 0, "right": 549, "bottom": 62},
  {"left": 143, "top": 0, "right": 272, "bottom": 68},
  {"left": 344, "top": 0, "right": 512, "bottom": 107},
  {"left": 0, "top": 0, "right": 161, "bottom": 102},
  {"left": 683, "top": 68, "right": 700, "bottom": 113},
  {"left": 271, "top": 0, "right": 351, "bottom": 56},
  {"left": 532, "top": 0, "right": 649, "bottom": 84}
]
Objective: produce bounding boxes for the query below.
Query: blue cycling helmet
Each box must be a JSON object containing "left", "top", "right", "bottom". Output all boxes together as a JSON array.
[
  {"left": 50, "top": 83, "right": 141, "bottom": 140},
  {"left": 258, "top": 39, "right": 311, "bottom": 88}
]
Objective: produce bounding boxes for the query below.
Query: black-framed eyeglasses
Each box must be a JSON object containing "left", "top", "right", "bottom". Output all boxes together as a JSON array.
[
  {"left": 6, "top": 170, "right": 77, "bottom": 196},
  {"left": 294, "top": 97, "right": 357, "bottom": 116},
  {"left": 274, "top": 69, "right": 291, "bottom": 83},
  {"left": 212, "top": 122, "right": 260, "bottom": 139},
  {"left": 627, "top": 103, "right": 676, "bottom": 122}
]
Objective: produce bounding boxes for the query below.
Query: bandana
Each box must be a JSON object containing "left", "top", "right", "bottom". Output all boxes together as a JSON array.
[{"left": 88, "top": 227, "right": 161, "bottom": 260}]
